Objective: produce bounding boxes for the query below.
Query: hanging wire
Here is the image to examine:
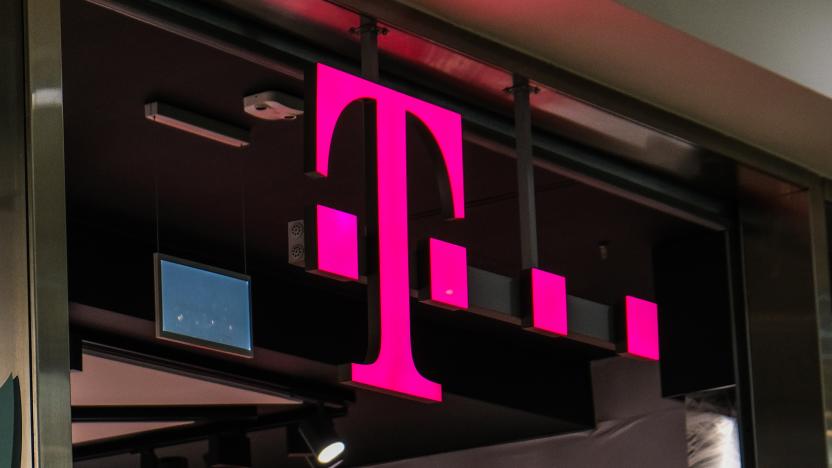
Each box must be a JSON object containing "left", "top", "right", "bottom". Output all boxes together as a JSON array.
[
  {"left": 240, "top": 162, "right": 248, "bottom": 275},
  {"left": 154, "top": 158, "right": 161, "bottom": 254}
]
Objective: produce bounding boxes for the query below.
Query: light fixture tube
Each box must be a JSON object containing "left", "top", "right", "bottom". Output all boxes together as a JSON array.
[{"left": 145, "top": 102, "right": 250, "bottom": 148}]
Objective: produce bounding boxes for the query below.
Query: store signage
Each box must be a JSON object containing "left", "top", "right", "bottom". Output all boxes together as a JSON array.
[{"left": 304, "top": 63, "right": 658, "bottom": 402}]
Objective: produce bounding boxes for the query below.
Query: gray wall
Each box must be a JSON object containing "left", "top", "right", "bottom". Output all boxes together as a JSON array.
[{"left": 618, "top": 0, "right": 832, "bottom": 98}]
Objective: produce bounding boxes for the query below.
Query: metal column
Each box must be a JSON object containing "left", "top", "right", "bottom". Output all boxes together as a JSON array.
[
  {"left": 734, "top": 168, "right": 828, "bottom": 467},
  {"left": 0, "top": 0, "right": 71, "bottom": 466}
]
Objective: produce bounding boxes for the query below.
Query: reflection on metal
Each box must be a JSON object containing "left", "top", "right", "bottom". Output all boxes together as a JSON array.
[
  {"left": 0, "top": 0, "right": 72, "bottom": 466},
  {"left": 737, "top": 168, "right": 828, "bottom": 467},
  {"left": 0, "top": 2, "right": 31, "bottom": 467},
  {"left": 26, "top": 0, "right": 73, "bottom": 461},
  {"left": 810, "top": 185, "right": 832, "bottom": 464}
]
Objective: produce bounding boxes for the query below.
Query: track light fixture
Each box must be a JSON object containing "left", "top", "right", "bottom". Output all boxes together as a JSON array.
[
  {"left": 144, "top": 102, "right": 250, "bottom": 148},
  {"left": 298, "top": 410, "right": 346, "bottom": 465}
]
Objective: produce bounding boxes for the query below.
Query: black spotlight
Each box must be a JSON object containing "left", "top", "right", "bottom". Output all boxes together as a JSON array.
[
  {"left": 205, "top": 432, "right": 252, "bottom": 468},
  {"left": 298, "top": 411, "right": 345, "bottom": 465}
]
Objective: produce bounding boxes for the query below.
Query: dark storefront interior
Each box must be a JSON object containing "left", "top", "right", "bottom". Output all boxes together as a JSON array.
[{"left": 62, "top": 0, "right": 741, "bottom": 466}]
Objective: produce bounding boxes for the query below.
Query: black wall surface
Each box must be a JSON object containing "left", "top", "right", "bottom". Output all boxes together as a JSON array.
[{"left": 654, "top": 232, "right": 735, "bottom": 396}]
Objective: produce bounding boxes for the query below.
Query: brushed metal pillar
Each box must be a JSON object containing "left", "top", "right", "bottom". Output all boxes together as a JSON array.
[
  {"left": 0, "top": 0, "right": 71, "bottom": 466},
  {"left": 736, "top": 168, "right": 828, "bottom": 467},
  {"left": 814, "top": 182, "right": 832, "bottom": 467}
]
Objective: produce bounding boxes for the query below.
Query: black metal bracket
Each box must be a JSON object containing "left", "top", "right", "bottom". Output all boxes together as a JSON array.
[
  {"left": 511, "top": 74, "right": 540, "bottom": 270},
  {"left": 503, "top": 83, "right": 540, "bottom": 95},
  {"left": 349, "top": 24, "right": 388, "bottom": 36},
  {"left": 357, "top": 16, "right": 383, "bottom": 81}
]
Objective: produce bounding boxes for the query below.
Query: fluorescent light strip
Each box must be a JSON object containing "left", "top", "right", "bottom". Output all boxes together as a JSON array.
[{"left": 144, "top": 102, "right": 250, "bottom": 148}]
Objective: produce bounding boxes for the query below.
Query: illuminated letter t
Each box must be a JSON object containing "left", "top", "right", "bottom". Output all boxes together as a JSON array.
[{"left": 306, "top": 63, "right": 464, "bottom": 402}]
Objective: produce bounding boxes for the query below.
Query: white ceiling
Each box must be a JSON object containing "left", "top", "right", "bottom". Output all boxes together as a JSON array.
[{"left": 395, "top": 0, "right": 832, "bottom": 179}]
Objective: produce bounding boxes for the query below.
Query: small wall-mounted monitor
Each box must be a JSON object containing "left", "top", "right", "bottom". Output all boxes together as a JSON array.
[{"left": 155, "top": 254, "right": 253, "bottom": 357}]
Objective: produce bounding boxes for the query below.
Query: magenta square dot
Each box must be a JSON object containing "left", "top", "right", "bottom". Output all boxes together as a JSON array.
[
  {"left": 531, "top": 268, "right": 568, "bottom": 336},
  {"left": 316, "top": 204, "right": 359, "bottom": 281},
  {"left": 428, "top": 238, "right": 468, "bottom": 309},
  {"left": 625, "top": 296, "right": 659, "bottom": 361}
]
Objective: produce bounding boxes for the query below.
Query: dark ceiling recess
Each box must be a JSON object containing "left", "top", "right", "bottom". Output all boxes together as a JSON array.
[{"left": 63, "top": 0, "right": 734, "bottom": 465}]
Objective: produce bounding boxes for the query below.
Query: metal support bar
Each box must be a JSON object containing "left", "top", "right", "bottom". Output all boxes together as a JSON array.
[
  {"left": 71, "top": 405, "right": 260, "bottom": 423},
  {"left": 508, "top": 74, "right": 539, "bottom": 269},
  {"left": 355, "top": 15, "right": 381, "bottom": 81},
  {"left": 353, "top": 15, "right": 382, "bottom": 365}
]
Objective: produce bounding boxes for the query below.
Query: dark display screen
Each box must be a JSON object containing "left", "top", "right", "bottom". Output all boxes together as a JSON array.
[{"left": 156, "top": 255, "right": 252, "bottom": 356}]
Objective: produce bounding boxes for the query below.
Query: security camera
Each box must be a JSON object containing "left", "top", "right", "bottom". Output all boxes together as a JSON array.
[{"left": 244, "top": 91, "right": 304, "bottom": 121}]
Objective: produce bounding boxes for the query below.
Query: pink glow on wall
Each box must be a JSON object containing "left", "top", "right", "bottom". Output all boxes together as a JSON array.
[
  {"left": 530, "top": 268, "right": 567, "bottom": 336},
  {"left": 310, "top": 63, "right": 465, "bottom": 402},
  {"left": 428, "top": 238, "right": 468, "bottom": 310},
  {"left": 315, "top": 204, "right": 359, "bottom": 281},
  {"left": 625, "top": 296, "right": 659, "bottom": 361}
]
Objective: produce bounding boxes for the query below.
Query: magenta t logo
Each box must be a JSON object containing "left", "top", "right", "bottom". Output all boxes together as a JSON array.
[
  {"left": 303, "top": 63, "right": 660, "bottom": 402},
  {"left": 306, "top": 63, "right": 465, "bottom": 402}
]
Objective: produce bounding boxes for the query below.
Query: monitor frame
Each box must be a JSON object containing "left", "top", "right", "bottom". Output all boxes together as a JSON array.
[{"left": 154, "top": 253, "right": 254, "bottom": 358}]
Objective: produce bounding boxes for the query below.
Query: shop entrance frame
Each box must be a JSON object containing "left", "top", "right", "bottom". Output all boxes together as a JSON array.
[{"left": 3, "top": 0, "right": 831, "bottom": 466}]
